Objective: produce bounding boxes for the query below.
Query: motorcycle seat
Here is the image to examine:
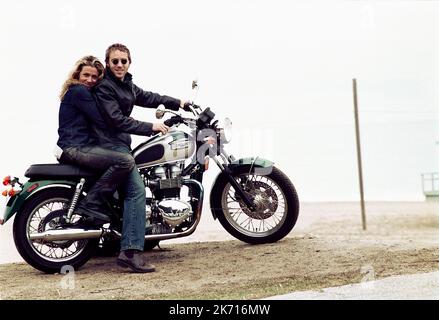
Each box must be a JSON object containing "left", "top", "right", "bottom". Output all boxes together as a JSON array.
[{"left": 25, "top": 164, "right": 98, "bottom": 180}]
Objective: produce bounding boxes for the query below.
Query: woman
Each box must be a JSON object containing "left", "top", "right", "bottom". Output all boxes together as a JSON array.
[{"left": 57, "top": 55, "right": 135, "bottom": 227}]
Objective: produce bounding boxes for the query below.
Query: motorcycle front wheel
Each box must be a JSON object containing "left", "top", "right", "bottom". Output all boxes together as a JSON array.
[
  {"left": 210, "top": 166, "right": 299, "bottom": 244},
  {"left": 13, "top": 188, "right": 98, "bottom": 274}
]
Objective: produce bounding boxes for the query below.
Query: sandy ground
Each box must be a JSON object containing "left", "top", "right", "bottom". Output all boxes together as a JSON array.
[{"left": 0, "top": 201, "right": 438, "bottom": 300}]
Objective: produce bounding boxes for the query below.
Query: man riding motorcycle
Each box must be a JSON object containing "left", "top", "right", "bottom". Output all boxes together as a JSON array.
[{"left": 93, "top": 43, "right": 189, "bottom": 273}]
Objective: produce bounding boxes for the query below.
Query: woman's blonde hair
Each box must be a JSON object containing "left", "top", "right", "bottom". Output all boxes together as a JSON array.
[{"left": 59, "top": 55, "right": 105, "bottom": 100}]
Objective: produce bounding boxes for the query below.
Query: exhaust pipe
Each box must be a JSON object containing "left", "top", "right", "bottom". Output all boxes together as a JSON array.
[
  {"left": 29, "top": 228, "right": 104, "bottom": 241},
  {"left": 29, "top": 179, "right": 205, "bottom": 243}
]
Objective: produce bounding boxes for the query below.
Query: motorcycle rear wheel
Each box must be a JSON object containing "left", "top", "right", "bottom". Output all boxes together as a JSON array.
[
  {"left": 211, "top": 166, "right": 299, "bottom": 244},
  {"left": 13, "top": 188, "right": 98, "bottom": 274}
]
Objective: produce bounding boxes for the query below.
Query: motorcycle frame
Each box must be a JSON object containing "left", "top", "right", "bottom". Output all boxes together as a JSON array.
[{"left": 1, "top": 115, "right": 274, "bottom": 229}]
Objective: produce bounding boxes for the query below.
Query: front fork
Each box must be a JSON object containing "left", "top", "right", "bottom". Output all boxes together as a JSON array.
[{"left": 212, "top": 152, "right": 256, "bottom": 211}]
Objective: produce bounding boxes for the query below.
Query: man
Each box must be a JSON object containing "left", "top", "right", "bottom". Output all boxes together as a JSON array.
[{"left": 94, "top": 43, "right": 186, "bottom": 273}]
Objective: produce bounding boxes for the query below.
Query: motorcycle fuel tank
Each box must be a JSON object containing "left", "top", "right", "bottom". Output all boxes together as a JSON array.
[{"left": 132, "top": 130, "right": 195, "bottom": 168}]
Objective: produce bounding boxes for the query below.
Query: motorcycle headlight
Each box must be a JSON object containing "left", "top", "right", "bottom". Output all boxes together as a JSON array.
[{"left": 220, "top": 117, "right": 233, "bottom": 144}]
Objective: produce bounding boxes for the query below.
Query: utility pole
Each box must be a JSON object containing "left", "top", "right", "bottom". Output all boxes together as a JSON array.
[{"left": 353, "top": 79, "right": 366, "bottom": 230}]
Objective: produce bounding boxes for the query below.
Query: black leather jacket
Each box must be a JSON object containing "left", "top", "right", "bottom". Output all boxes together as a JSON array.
[
  {"left": 57, "top": 84, "right": 108, "bottom": 150},
  {"left": 94, "top": 69, "right": 181, "bottom": 148}
]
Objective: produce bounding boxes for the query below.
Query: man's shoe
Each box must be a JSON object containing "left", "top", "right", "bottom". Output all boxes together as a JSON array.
[{"left": 116, "top": 250, "right": 156, "bottom": 273}]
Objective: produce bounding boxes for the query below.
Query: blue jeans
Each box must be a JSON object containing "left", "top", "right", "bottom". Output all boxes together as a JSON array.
[{"left": 104, "top": 145, "right": 145, "bottom": 251}]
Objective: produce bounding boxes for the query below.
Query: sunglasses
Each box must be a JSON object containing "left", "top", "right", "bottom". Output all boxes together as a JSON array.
[{"left": 111, "top": 58, "right": 128, "bottom": 65}]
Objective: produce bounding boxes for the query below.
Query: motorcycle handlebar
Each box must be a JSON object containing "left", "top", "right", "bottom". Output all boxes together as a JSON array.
[
  {"left": 184, "top": 102, "right": 202, "bottom": 116},
  {"left": 161, "top": 103, "right": 204, "bottom": 127},
  {"left": 164, "top": 115, "right": 184, "bottom": 127}
]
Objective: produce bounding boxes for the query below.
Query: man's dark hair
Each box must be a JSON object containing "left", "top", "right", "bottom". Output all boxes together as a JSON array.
[{"left": 105, "top": 43, "right": 132, "bottom": 64}]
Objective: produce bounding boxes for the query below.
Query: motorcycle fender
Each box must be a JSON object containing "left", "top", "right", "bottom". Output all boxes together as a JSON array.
[
  {"left": 2, "top": 180, "right": 75, "bottom": 224},
  {"left": 228, "top": 157, "right": 274, "bottom": 176},
  {"left": 209, "top": 157, "right": 274, "bottom": 219}
]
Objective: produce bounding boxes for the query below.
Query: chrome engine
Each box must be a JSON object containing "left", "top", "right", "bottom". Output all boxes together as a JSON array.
[
  {"left": 145, "top": 162, "right": 194, "bottom": 228},
  {"left": 152, "top": 162, "right": 183, "bottom": 179},
  {"left": 157, "top": 199, "right": 192, "bottom": 227}
]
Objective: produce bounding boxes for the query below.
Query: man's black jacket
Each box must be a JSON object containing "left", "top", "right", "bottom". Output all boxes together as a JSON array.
[{"left": 94, "top": 69, "right": 181, "bottom": 148}]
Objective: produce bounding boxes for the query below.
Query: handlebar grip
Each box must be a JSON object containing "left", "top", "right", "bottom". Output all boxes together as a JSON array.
[{"left": 164, "top": 115, "right": 183, "bottom": 127}]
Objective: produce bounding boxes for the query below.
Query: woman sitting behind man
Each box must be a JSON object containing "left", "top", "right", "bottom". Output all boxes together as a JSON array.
[{"left": 56, "top": 56, "right": 134, "bottom": 227}]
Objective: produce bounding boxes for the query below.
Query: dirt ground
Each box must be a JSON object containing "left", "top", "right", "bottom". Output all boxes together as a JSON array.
[{"left": 1, "top": 201, "right": 438, "bottom": 300}]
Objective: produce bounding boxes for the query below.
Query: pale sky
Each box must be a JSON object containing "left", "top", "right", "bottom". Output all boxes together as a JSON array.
[{"left": 1, "top": 0, "right": 438, "bottom": 201}]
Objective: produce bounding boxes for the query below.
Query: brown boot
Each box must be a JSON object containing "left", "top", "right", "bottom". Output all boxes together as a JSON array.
[{"left": 116, "top": 250, "right": 156, "bottom": 273}]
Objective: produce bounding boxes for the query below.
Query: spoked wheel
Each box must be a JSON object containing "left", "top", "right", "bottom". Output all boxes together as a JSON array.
[
  {"left": 211, "top": 166, "right": 299, "bottom": 244},
  {"left": 13, "top": 188, "right": 98, "bottom": 273}
]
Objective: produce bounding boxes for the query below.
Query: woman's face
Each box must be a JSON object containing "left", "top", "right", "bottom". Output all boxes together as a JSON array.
[{"left": 78, "top": 66, "right": 99, "bottom": 88}]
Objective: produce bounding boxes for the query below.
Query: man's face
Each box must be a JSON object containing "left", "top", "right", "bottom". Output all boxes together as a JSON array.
[
  {"left": 108, "top": 49, "right": 130, "bottom": 80},
  {"left": 79, "top": 66, "right": 99, "bottom": 88}
]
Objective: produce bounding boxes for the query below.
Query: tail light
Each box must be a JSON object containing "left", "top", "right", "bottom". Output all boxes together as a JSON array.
[
  {"left": 1, "top": 186, "right": 23, "bottom": 197},
  {"left": 2, "top": 176, "right": 11, "bottom": 186},
  {"left": 1, "top": 176, "right": 23, "bottom": 197}
]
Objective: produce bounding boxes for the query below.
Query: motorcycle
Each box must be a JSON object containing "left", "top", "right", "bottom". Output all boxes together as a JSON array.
[{"left": 0, "top": 82, "right": 300, "bottom": 273}]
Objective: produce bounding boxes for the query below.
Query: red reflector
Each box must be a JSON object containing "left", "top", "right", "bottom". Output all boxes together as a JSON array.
[
  {"left": 2, "top": 176, "right": 11, "bottom": 186},
  {"left": 27, "top": 183, "right": 39, "bottom": 193},
  {"left": 8, "top": 189, "right": 16, "bottom": 196}
]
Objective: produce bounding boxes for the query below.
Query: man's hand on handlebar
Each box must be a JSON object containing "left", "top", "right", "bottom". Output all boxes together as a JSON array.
[
  {"left": 152, "top": 123, "right": 170, "bottom": 134},
  {"left": 184, "top": 102, "right": 194, "bottom": 112},
  {"left": 180, "top": 100, "right": 193, "bottom": 112}
]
